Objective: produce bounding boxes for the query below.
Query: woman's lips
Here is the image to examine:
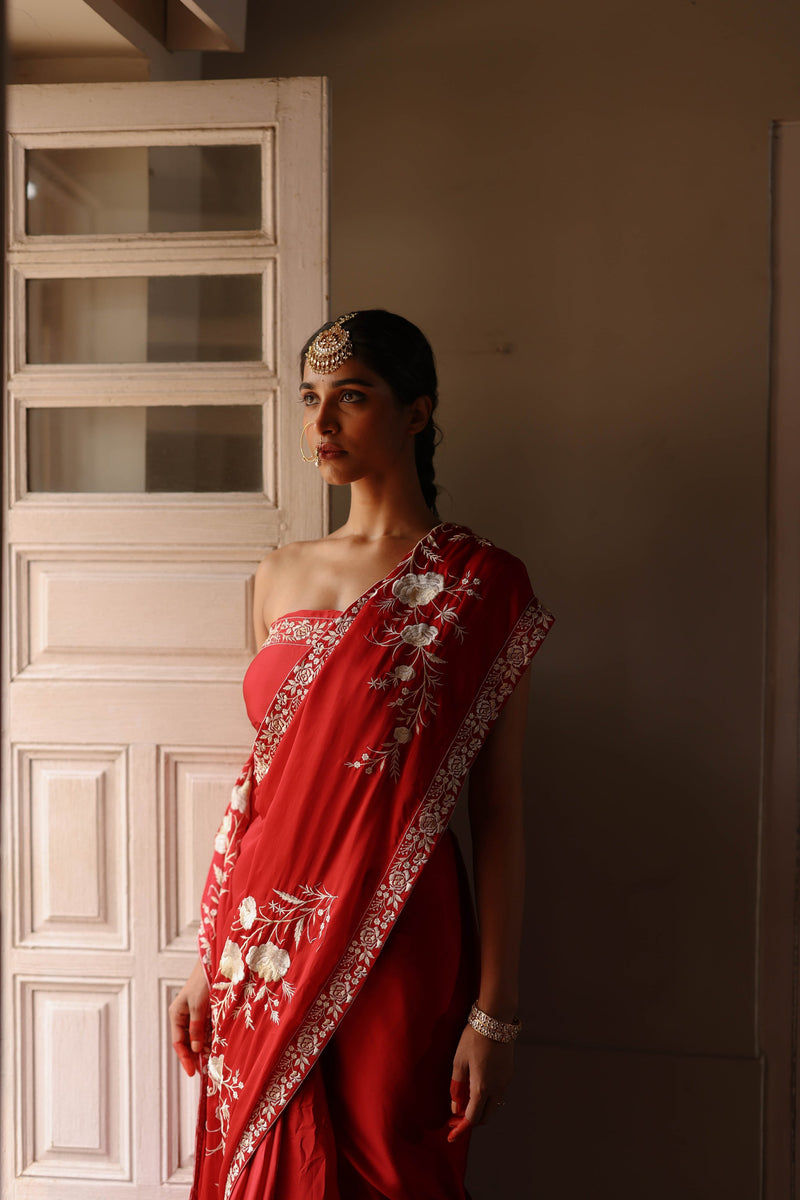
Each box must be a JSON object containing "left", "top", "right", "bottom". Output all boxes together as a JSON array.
[{"left": 318, "top": 446, "right": 345, "bottom": 459}]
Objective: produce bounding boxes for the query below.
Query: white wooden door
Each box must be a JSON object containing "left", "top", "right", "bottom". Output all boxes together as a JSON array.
[{"left": 2, "top": 78, "right": 328, "bottom": 1199}]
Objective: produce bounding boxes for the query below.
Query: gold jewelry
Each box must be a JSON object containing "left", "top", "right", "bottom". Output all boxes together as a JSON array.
[
  {"left": 300, "top": 422, "right": 319, "bottom": 467},
  {"left": 304, "top": 312, "right": 358, "bottom": 375},
  {"left": 468, "top": 1002, "right": 521, "bottom": 1044}
]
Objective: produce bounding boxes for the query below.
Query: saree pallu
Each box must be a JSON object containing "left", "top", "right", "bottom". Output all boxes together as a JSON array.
[{"left": 192, "top": 523, "right": 554, "bottom": 1200}]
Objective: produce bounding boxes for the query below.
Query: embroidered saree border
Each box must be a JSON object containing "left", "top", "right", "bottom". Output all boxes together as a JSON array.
[
  {"left": 223, "top": 594, "right": 554, "bottom": 1200},
  {"left": 251, "top": 611, "right": 358, "bottom": 783}
]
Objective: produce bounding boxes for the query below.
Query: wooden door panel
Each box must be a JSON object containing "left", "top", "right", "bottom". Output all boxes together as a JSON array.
[
  {"left": 15, "top": 745, "right": 128, "bottom": 950},
  {"left": 18, "top": 977, "right": 131, "bottom": 1181},
  {"left": 159, "top": 747, "right": 251, "bottom": 954},
  {"left": 16, "top": 552, "right": 258, "bottom": 676},
  {"left": 3, "top": 78, "right": 327, "bottom": 1198}
]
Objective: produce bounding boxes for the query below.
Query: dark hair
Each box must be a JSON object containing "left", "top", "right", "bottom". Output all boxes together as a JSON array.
[{"left": 301, "top": 309, "right": 441, "bottom": 515}]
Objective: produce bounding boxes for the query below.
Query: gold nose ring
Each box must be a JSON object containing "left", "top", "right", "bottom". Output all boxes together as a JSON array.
[{"left": 300, "top": 422, "right": 320, "bottom": 467}]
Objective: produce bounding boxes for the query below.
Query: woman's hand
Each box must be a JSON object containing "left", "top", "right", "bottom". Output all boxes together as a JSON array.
[
  {"left": 168, "top": 957, "right": 210, "bottom": 1078},
  {"left": 447, "top": 1023, "right": 515, "bottom": 1141}
]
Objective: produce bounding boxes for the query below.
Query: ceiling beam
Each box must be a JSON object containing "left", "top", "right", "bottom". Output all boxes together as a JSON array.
[
  {"left": 168, "top": 0, "right": 246, "bottom": 51},
  {"left": 82, "top": 0, "right": 246, "bottom": 55}
]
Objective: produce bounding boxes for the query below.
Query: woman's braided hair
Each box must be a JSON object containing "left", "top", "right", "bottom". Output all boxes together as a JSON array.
[{"left": 300, "top": 310, "right": 441, "bottom": 516}]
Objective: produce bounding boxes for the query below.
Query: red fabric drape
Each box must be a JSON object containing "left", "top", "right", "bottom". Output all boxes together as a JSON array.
[{"left": 192, "top": 524, "right": 554, "bottom": 1200}]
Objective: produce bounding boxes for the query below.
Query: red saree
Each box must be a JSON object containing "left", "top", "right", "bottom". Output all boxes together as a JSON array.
[{"left": 192, "top": 523, "right": 554, "bottom": 1200}]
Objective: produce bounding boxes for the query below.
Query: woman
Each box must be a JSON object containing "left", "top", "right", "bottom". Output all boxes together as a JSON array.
[{"left": 169, "top": 310, "right": 554, "bottom": 1200}]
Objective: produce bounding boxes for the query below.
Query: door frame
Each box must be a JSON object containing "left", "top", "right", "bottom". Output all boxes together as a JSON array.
[{"left": 762, "top": 118, "right": 800, "bottom": 1200}]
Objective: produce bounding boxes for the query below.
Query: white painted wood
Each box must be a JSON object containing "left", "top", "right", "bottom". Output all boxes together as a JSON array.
[
  {"left": 15, "top": 745, "right": 128, "bottom": 950},
  {"left": 3, "top": 78, "right": 328, "bottom": 1199},
  {"left": 8, "top": 259, "right": 277, "bottom": 377},
  {"left": 18, "top": 977, "right": 131, "bottom": 1179},
  {"left": 16, "top": 550, "right": 259, "bottom": 677}
]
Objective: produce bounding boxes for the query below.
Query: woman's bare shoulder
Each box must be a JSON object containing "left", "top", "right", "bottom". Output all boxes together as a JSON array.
[
  {"left": 253, "top": 538, "right": 338, "bottom": 615},
  {"left": 255, "top": 537, "right": 331, "bottom": 583},
  {"left": 253, "top": 541, "right": 329, "bottom": 638}
]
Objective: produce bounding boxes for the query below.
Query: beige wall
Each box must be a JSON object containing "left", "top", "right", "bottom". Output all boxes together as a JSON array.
[{"left": 203, "top": 2, "right": 800, "bottom": 1195}]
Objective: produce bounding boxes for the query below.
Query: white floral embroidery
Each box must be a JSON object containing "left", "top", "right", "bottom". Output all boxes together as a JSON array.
[
  {"left": 199, "top": 761, "right": 253, "bottom": 975},
  {"left": 392, "top": 571, "right": 445, "bottom": 606},
  {"left": 230, "top": 779, "right": 250, "bottom": 813},
  {"left": 345, "top": 547, "right": 482, "bottom": 778},
  {"left": 207, "top": 1054, "right": 225, "bottom": 1087},
  {"left": 214, "top": 813, "right": 232, "bottom": 854},
  {"left": 210, "top": 884, "right": 337, "bottom": 1031},
  {"left": 247, "top": 941, "right": 291, "bottom": 982},
  {"left": 204, "top": 1050, "right": 244, "bottom": 1156},
  {"left": 400, "top": 622, "right": 438, "bottom": 647},
  {"left": 239, "top": 896, "right": 257, "bottom": 930},
  {"left": 218, "top": 939, "right": 245, "bottom": 984}
]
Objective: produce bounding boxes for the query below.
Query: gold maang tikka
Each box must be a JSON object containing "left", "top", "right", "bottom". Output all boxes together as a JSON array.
[{"left": 304, "top": 312, "right": 358, "bottom": 375}]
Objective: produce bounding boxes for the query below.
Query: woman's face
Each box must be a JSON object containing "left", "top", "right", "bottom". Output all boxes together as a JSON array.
[{"left": 300, "top": 356, "right": 425, "bottom": 484}]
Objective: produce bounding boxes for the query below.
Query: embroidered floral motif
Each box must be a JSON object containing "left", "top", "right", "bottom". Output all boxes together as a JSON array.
[
  {"left": 247, "top": 942, "right": 291, "bottom": 982},
  {"left": 219, "top": 939, "right": 246, "bottom": 984},
  {"left": 230, "top": 782, "right": 250, "bottom": 813},
  {"left": 214, "top": 814, "right": 232, "bottom": 854},
  {"left": 204, "top": 1050, "right": 244, "bottom": 1156},
  {"left": 224, "top": 591, "right": 554, "bottom": 1200},
  {"left": 400, "top": 622, "right": 438, "bottom": 647},
  {"left": 239, "top": 896, "right": 257, "bottom": 930},
  {"left": 210, "top": 884, "right": 337, "bottom": 1031},
  {"left": 392, "top": 570, "right": 445, "bottom": 606},
  {"left": 345, "top": 565, "right": 482, "bottom": 778},
  {"left": 199, "top": 769, "right": 253, "bottom": 973},
  {"left": 208, "top": 1055, "right": 225, "bottom": 1086}
]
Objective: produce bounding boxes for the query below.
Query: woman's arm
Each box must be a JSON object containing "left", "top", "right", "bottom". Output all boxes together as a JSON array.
[
  {"left": 253, "top": 555, "right": 272, "bottom": 645},
  {"left": 449, "top": 665, "right": 531, "bottom": 1138}
]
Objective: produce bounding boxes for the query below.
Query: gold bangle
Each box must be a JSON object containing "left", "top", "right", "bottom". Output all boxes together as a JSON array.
[{"left": 468, "top": 1002, "right": 521, "bottom": 1044}]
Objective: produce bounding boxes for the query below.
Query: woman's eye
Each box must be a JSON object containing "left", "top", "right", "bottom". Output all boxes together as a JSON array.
[
  {"left": 300, "top": 394, "right": 318, "bottom": 406},
  {"left": 340, "top": 390, "right": 364, "bottom": 404}
]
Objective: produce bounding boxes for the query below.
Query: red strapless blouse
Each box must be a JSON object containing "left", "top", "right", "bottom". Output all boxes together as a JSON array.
[{"left": 243, "top": 611, "right": 343, "bottom": 730}]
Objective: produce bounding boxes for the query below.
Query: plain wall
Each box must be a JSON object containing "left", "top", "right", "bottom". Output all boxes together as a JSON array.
[{"left": 206, "top": 2, "right": 800, "bottom": 1195}]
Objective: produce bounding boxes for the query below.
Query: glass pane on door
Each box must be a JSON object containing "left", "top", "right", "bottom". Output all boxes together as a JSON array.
[
  {"left": 27, "top": 405, "right": 263, "bottom": 492},
  {"left": 26, "top": 145, "right": 262, "bottom": 235},
  {"left": 26, "top": 274, "right": 263, "bottom": 364}
]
